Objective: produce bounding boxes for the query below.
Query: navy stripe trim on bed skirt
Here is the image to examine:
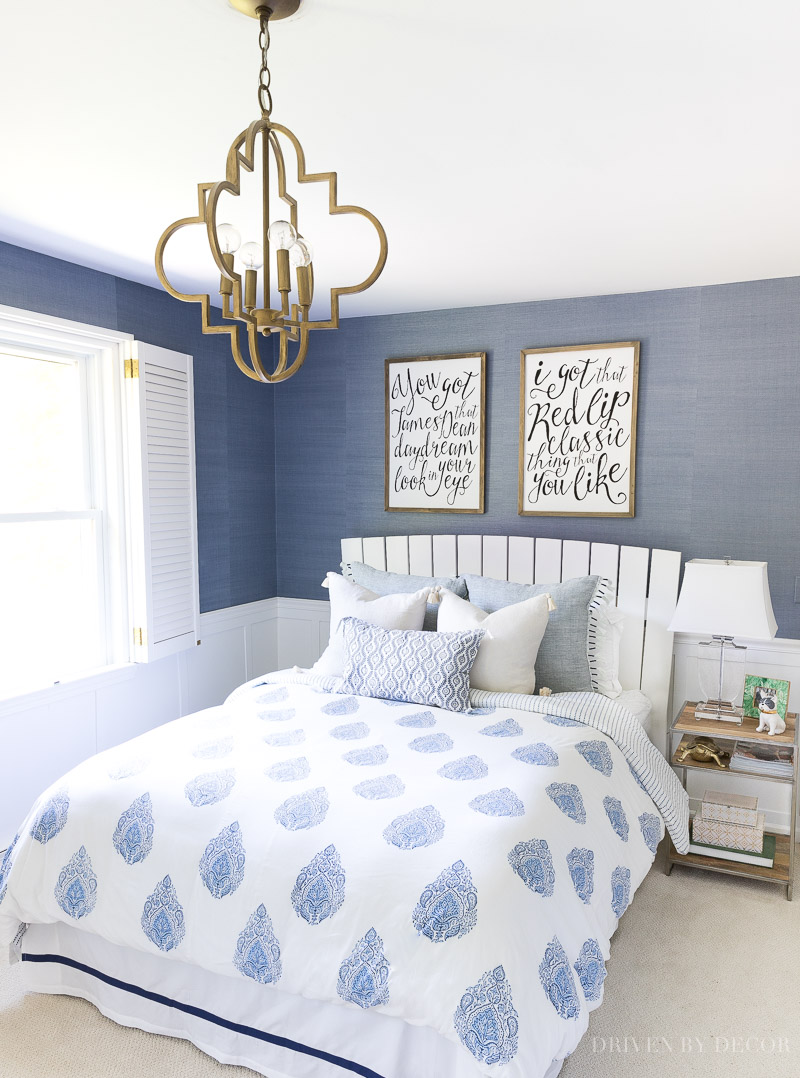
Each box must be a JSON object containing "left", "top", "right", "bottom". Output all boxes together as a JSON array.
[{"left": 21, "top": 952, "right": 387, "bottom": 1078}]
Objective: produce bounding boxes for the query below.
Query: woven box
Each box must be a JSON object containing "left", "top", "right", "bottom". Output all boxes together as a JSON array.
[
  {"left": 701, "top": 789, "right": 759, "bottom": 827},
  {"left": 693, "top": 811, "right": 765, "bottom": 852}
]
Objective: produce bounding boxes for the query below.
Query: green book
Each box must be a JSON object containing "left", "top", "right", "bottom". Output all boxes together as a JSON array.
[{"left": 688, "top": 822, "right": 776, "bottom": 868}]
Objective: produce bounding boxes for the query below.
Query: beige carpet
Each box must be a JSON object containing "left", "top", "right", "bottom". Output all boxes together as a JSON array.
[{"left": 1, "top": 845, "right": 798, "bottom": 1078}]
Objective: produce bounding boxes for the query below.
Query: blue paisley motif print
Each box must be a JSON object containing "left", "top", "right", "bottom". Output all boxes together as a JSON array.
[
  {"left": 438, "top": 755, "right": 488, "bottom": 781},
  {"left": 453, "top": 965, "right": 519, "bottom": 1066},
  {"left": 546, "top": 783, "right": 586, "bottom": 823},
  {"left": 342, "top": 745, "right": 389, "bottom": 766},
  {"left": 184, "top": 769, "right": 236, "bottom": 808},
  {"left": 409, "top": 733, "right": 454, "bottom": 753},
  {"left": 566, "top": 847, "right": 594, "bottom": 904},
  {"left": 539, "top": 936, "right": 581, "bottom": 1020},
  {"left": 512, "top": 743, "right": 559, "bottom": 767},
  {"left": 330, "top": 722, "right": 370, "bottom": 741},
  {"left": 141, "top": 875, "right": 185, "bottom": 951},
  {"left": 54, "top": 846, "right": 98, "bottom": 920},
  {"left": 469, "top": 788, "right": 525, "bottom": 817},
  {"left": 611, "top": 865, "right": 631, "bottom": 917},
  {"left": 469, "top": 706, "right": 496, "bottom": 715},
  {"left": 233, "top": 904, "right": 282, "bottom": 984},
  {"left": 479, "top": 718, "right": 522, "bottom": 737},
  {"left": 412, "top": 860, "right": 478, "bottom": 942},
  {"left": 193, "top": 736, "right": 234, "bottom": 759},
  {"left": 255, "top": 686, "right": 288, "bottom": 705},
  {"left": 199, "top": 822, "right": 246, "bottom": 899},
  {"left": 575, "top": 740, "right": 613, "bottom": 776},
  {"left": 603, "top": 796, "right": 629, "bottom": 841},
  {"left": 353, "top": 774, "right": 405, "bottom": 800},
  {"left": 508, "top": 838, "right": 555, "bottom": 897},
  {"left": 322, "top": 696, "right": 360, "bottom": 716},
  {"left": 395, "top": 711, "right": 436, "bottom": 728},
  {"left": 265, "top": 756, "right": 310, "bottom": 782},
  {"left": 112, "top": 793, "right": 154, "bottom": 865},
  {"left": 639, "top": 812, "right": 662, "bottom": 855},
  {"left": 574, "top": 939, "right": 607, "bottom": 1002},
  {"left": 291, "top": 845, "right": 346, "bottom": 925},
  {"left": 274, "top": 787, "right": 329, "bottom": 831},
  {"left": 30, "top": 789, "right": 70, "bottom": 844},
  {"left": 264, "top": 728, "right": 305, "bottom": 747},
  {"left": 379, "top": 698, "right": 410, "bottom": 707},
  {"left": 337, "top": 928, "right": 390, "bottom": 1009},
  {"left": 543, "top": 714, "right": 582, "bottom": 727},
  {"left": 259, "top": 708, "right": 296, "bottom": 723},
  {"left": 383, "top": 805, "right": 445, "bottom": 850},
  {"left": 0, "top": 834, "right": 20, "bottom": 905}
]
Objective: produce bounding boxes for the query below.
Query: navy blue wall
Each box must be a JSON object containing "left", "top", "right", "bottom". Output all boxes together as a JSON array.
[
  {"left": 273, "top": 277, "right": 800, "bottom": 638},
  {"left": 0, "top": 241, "right": 276, "bottom": 611}
]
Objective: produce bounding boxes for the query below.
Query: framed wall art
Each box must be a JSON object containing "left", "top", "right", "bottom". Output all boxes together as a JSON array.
[
  {"left": 385, "top": 352, "right": 485, "bottom": 513},
  {"left": 519, "top": 341, "right": 640, "bottom": 517}
]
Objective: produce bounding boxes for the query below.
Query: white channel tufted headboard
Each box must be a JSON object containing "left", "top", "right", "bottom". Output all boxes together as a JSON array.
[{"left": 341, "top": 533, "right": 681, "bottom": 754}]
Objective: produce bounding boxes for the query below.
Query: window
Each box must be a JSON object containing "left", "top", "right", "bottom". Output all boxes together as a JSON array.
[{"left": 0, "top": 307, "right": 198, "bottom": 699}]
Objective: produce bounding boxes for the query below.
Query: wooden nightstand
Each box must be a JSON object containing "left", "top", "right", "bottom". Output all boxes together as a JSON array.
[{"left": 666, "top": 701, "right": 798, "bottom": 900}]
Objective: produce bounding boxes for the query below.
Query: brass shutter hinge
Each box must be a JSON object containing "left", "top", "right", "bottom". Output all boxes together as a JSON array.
[
  {"left": 124, "top": 358, "right": 140, "bottom": 379},
  {"left": 133, "top": 627, "right": 147, "bottom": 646}
]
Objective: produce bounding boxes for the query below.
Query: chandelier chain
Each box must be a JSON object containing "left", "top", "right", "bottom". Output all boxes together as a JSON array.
[{"left": 257, "top": 6, "right": 273, "bottom": 116}]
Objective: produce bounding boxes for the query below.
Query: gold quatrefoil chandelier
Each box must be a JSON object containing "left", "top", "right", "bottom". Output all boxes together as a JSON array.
[{"left": 155, "top": 0, "right": 388, "bottom": 383}]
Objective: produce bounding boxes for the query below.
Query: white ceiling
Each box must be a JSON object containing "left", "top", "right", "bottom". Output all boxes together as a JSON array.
[{"left": 1, "top": 0, "right": 799, "bottom": 318}]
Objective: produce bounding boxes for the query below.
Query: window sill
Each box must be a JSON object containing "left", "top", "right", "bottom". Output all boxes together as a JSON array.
[{"left": 0, "top": 663, "right": 137, "bottom": 717}]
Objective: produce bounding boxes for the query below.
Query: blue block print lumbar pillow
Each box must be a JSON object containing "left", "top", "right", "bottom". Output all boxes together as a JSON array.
[{"left": 339, "top": 617, "right": 484, "bottom": 713}]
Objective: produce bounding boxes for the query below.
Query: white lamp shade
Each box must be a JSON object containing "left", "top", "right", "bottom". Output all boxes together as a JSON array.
[{"left": 668, "top": 559, "right": 778, "bottom": 639}]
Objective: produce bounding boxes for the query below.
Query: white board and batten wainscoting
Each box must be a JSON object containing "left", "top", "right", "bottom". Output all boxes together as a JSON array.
[
  {"left": 3, "top": 534, "right": 799, "bottom": 850},
  {"left": 0, "top": 601, "right": 280, "bottom": 851}
]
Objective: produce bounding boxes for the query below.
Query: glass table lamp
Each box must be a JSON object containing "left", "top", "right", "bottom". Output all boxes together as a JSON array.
[{"left": 668, "top": 559, "right": 778, "bottom": 723}]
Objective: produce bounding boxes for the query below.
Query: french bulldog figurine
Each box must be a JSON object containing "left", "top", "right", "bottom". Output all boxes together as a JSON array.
[{"left": 754, "top": 686, "right": 786, "bottom": 736}]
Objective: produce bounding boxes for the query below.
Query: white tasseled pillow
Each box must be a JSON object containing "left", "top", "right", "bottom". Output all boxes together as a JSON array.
[
  {"left": 312, "top": 573, "right": 430, "bottom": 677},
  {"left": 436, "top": 588, "right": 552, "bottom": 694}
]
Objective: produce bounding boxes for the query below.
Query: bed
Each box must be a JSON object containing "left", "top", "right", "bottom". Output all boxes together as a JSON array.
[{"left": 0, "top": 534, "right": 688, "bottom": 1078}]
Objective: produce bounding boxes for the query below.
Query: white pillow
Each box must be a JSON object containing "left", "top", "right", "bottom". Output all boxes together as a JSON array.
[
  {"left": 312, "top": 573, "right": 430, "bottom": 677},
  {"left": 436, "top": 589, "right": 551, "bottom": 694},
  {"left": 616, "top": 689, "right": 653, "bottom": 731},
  {"left": 593, "top": 602, "right": 625, "bottom": 698}
]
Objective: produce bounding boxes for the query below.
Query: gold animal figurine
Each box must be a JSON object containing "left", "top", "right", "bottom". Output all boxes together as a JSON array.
[{"left": 676, "top": 736, "right": 730, "bottom": 769}]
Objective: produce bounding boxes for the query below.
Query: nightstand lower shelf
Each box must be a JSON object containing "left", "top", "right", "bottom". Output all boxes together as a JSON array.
[{"left": 667, "top": 833, "right": 792, "bottom": 896}]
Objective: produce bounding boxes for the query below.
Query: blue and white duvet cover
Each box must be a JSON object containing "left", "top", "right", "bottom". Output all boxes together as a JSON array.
[{"left": 0, "top": 675, "right": 688, "bottom": 1078}]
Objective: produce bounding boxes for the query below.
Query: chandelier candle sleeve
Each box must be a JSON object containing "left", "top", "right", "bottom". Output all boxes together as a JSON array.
[{"left": 154, "top": 1, "right": 387, "bottom": 384}]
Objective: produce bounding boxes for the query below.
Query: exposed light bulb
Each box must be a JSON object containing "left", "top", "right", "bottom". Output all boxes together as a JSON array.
[
  {"left": 268, "top": 219, "right": 297, "bottom": 250},
  {"left": 217, "top": 222, "right": 241, "bottom": 254},
  {"left": 240, "top": 241, "right": 264, "bottom": 270},
  {"left": 289, "top": 238, "right": 313, "bottom": 268}
]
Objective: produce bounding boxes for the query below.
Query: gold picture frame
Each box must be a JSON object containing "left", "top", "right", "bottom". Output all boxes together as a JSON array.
[
  {"left": 518, "top": 341, "right": 640, "bottom": 517},
  {"left": 385, "top": 352, "right": 486, "bottom": 514}
]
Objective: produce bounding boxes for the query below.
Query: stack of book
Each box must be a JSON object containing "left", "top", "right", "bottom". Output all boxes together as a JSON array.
[
  {"left": 730, "top": 743, "right": 794, "bottom": 779},
  {"left": 688, "top": 790, "right": 775, "bottom": 868}
]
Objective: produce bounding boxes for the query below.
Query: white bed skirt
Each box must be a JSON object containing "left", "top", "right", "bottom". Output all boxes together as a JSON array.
[{"left": 15, "top": 923, "right": 563, "bottom": 1078}]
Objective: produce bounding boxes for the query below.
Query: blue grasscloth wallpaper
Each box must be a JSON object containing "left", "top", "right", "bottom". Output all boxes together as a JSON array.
[
  {"left": 273, "top": 278, "right": 800, "bottom": 639},
  {"left": 0, "top": 240, "right": 276, "bottom": 612},
  {"left": 3, "top": 237, "right": 799, "bottom": 637}
]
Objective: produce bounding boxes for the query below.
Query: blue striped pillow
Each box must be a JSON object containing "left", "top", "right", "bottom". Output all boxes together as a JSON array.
[{"left": 339, "top": 617, "right": 484, "bottom": 712}]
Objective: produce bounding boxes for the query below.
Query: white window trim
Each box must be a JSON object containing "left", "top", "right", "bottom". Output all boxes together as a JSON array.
[{"left": 0, "top": 304, "right": 199, "bottom": 703}]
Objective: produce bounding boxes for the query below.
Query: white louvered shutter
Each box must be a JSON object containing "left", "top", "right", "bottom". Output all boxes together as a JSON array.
[{"left": 124, "top": 340, "right": 199, "bottom": 662}]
